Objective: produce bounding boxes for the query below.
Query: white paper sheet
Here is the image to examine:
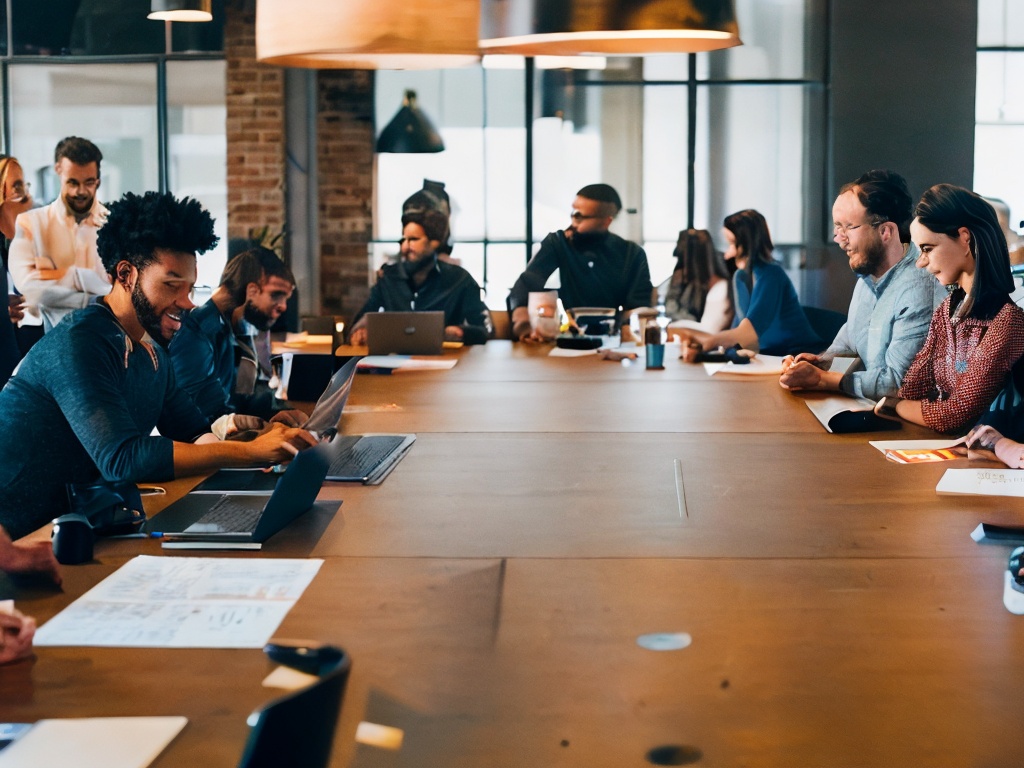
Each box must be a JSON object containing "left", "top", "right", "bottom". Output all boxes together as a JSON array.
[
  {"left": 869, "top": 438, "right": 965, "bottom": 454},
  {"left": 704, "top": 354, "right": 787, "bottom": 376},
  {"left": 34, "top": 556, "right": 323, "bottom": 648},
  {"left": 936, "top": 468, "right": 1024, "bottom": 497},
  {"left": 357, "top": 356, "right": 458, "bottom": 371},
  {"left": 0, "top": 717, "right": 187, "bottom": 768}
]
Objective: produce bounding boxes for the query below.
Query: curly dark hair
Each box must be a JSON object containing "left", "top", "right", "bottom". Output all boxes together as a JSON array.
[{"left": 97, "top": 191, "right": 219, "bottom": 276}]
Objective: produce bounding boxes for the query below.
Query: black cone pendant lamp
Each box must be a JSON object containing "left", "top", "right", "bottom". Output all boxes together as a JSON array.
[{"left": 376, "top": 90, "right": 445, "bottom": 154}]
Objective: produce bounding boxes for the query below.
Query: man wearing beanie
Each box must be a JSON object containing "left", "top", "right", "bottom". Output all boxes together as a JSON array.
[{"left": 508, "top": 183, "right": 652, "bottom": 342}]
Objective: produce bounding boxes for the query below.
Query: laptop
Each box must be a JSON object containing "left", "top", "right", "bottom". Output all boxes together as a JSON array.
[
  {"left": 144, "top": 442, "right": 332, "bottom": 542},
  {"left": 365, "top": 311, "right": 445, "bottom": 355},
  {"left": 191, "top": 357, "right": 415, "bottom": 492}
]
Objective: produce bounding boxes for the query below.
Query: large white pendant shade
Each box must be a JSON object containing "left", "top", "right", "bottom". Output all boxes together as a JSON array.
[
  {"left": 256, "top": 0, "right": 480, "bottom": 69},
  {"left": 148, "top": 0, "right": 212, "bottom": 22},
  {"left": 479, "top": 0, "right": 741, "bottom": 55}
]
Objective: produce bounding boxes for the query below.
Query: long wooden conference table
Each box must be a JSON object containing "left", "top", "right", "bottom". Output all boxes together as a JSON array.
[{"left": 3, "top": 340, "right": 1024, "bottom": 766}]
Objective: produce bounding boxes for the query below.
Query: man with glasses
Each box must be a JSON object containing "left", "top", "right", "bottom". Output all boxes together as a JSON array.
[
  {"left": 507, "top": 183, "right": 652, "bottom": 342},
  {"left": 779, "top": 169, "right": 944, "bottom": 398},
  {"left": 169, "top": 246, "right": 307, "bottom": 425},
  {"left": 8, "top": 136, "right": 111, "bottom": 332}
]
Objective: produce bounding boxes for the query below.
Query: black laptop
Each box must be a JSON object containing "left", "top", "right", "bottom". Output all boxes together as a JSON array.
[
  {"left": 145, "top": 442, "right": 331, "bottom": 542},
  {"left": 190, "top": 357, "right": 415, "bottom": 491}
]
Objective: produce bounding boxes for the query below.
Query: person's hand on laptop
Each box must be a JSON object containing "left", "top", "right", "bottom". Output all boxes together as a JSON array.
[
  {"left": 444, "top": 325, "right": 464, "bottom": 342},
  {"left": 248, "top": 422, "right": 319, "bottom": 464},
  {"left": 270, "top": 409, "right": 308, "bottom": 428}
]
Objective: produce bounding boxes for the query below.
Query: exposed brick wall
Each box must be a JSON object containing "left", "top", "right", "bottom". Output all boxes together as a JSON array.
[
  {"left": 223, "top": 2, "right": 375, "bottom": 322},
  {"left": 316, "top": 72, "right": 375, "bottom": 320},
  {"left": 224, "top": 0, "right": 286, "bottom": 246}
]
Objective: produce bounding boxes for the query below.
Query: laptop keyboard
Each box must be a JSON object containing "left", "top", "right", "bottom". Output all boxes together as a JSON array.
[
  {"left": 328, "top": 436, "right": 406, "bottom": 478},
  {"left": 186, "top": 495, "right": 261, "bottom": 533}
]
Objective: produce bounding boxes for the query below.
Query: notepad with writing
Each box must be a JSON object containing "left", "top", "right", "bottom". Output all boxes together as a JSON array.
[
  {"left": 805, "top": 396, "right": 902, "bottom": 434},
  {"left": 936, "top": 468, "right": 1024, "bottom": 497}
]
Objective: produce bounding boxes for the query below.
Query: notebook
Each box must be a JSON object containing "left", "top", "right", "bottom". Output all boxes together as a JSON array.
[
  {"left": 191, "top": 357, "right": 415, "bottom": 491},
  {"left": 365, "top": 311, "right": 445, "bottom": 355},
  {"left": 145, "top": 441, "right": 331, "bottom": 542}
]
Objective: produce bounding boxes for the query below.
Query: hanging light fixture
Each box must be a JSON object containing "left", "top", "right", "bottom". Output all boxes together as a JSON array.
[
  {"left": 479, "top": 0, "right": 742, "bottom": 55},
  {"left": 148, "top": 0, "right": 212, "bottom": 22},
  {"left": 376, "top": 91, "right": 445, "bottom": 154},
  {"left": 256, "top": 0, "right": 479, "bottom": 69}
]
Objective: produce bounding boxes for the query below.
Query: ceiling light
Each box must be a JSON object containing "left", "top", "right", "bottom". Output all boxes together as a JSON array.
[
  {"left": 479, "top": 0, "right": 742, "bottom": 56},
  {"left": 256, "top": 0, "right": 479, "bottom": 70},
  {"left": 148, "top": 0, "right": 213, "bottom": 22},
  {"left": 376, "top": 91, "right": 445, "bottom": 154}
]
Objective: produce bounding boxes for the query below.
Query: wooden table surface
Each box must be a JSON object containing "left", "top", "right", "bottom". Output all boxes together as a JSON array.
[{"left": 3, "top": 341, "right": 1022, "bottom": 767}]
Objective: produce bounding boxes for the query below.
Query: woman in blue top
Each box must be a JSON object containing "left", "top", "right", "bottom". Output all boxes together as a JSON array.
[{"left": 679, "top": 209, "right": 822, "bottom": 359}]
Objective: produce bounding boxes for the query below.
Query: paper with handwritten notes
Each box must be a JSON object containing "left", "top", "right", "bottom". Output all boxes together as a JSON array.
[
  {"left": 936, "top": 468, "right": 1024, "bottom": 497},
  {"left": 34, "top": 556, "right": 322, "bottom": 648}
]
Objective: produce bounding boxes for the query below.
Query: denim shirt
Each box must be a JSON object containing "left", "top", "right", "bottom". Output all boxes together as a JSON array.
[{"left": 824, "top": 245, "right": 945, "bottom": 399}]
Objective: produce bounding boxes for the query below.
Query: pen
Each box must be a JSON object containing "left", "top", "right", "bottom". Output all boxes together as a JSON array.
[{"left": 106, "top": 532, "right": 164, "bottom": 539}]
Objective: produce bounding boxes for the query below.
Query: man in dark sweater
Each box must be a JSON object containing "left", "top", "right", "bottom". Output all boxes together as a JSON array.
[
  {"left": 349, "top": 208, "right": 492, "bottom": 345},
  {"left": 507, "top": 183, "right": 652, "bottom": 341},
  {"left": 0, "top": 192, "right": 316, "bottom": 540}
]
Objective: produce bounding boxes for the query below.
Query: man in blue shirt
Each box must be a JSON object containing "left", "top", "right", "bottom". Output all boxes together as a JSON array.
[
  {"left": 169, "top": 247, "right": 305, "bottom": 424},
  {"left": 0, "top": 191, "right": 316, "bottom": 540},
  {"left": 779, "top": 170, "right": 944, "bottom": 399}
]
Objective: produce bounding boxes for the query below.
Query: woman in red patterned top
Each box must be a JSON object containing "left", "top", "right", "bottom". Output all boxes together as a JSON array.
[{"left": 873, "top": 184, "right": 1024, "bottom": 434}]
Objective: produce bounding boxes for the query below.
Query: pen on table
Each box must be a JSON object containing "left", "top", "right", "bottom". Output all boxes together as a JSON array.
[{"left": 106, "top": 532, "right": 165, "bottom": 539}]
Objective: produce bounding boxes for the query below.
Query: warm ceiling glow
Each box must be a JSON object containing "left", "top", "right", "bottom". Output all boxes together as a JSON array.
[{"left": 256, "top": 0, "right": 480, "bottom": 70}]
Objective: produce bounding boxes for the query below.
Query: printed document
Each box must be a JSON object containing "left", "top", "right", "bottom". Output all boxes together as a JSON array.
[{"left": 34, "top": 556, "right": 323, "bottom": 648}]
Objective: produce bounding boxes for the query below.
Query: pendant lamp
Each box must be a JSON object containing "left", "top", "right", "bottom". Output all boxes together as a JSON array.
[
  {"left": 256, "top": 0, "right": 479, "bottom": 69},
  {"left": 148, "top": 0, "right": 212, "bottom": 22},
  {"left": 479, "top": 0, "right": 742, "bottom": 55},
  {"left": 376, "top": 91, "right": 445, "bottom": 154}
]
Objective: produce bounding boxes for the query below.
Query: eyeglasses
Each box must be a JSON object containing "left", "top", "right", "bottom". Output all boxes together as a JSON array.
[
  {"left": 832, "top": 219, "right": 885, "bottom": 237},
  {"left": 570, "top": 211, "right": 603, "bottom": 222},
  {"left": 66, "top": 178, "right": 99, "bottom": 192}
]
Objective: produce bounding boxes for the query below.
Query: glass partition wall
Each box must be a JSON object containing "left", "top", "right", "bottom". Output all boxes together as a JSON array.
[
  {"left": 0, "top": 3, "right": 227, "bottom": 288},
  {"left": 375, "top": 0, "right": 828, "bottom": 308}
]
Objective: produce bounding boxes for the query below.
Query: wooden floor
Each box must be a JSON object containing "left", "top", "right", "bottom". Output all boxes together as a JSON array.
[{"left": 4, "top": 341, "right": 1024, "bottom": 766}]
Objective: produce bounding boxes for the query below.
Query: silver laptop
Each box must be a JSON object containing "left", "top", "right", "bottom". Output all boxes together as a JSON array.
[
  {"left": 144, "top": 442, "right": 332, "bottom": 542},
  {"left": 190, "top": 357, "right": 415, "bottom": 491},
  {"left": 365, "top": 311, "right": 445, "bottom": 355}
]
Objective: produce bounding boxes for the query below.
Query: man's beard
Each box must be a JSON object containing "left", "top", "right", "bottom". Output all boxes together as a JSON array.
[
  {"left": 131, "top": 282, "right": 169, "bottom": 347},
  {"left": 64, "top": 192, "right": 94, "bottom": 216},
  {"left": 850, "top": 234, "right": 887, "bottom": 277},
  {"left": 404, "top": 253, "right": 437, "bottom": 275},
  {"left": 243, "top": 300, "right": 275, "bottom": 330},
  {"left": 570, "top": 229, "right": 609, "bottom": 250}
]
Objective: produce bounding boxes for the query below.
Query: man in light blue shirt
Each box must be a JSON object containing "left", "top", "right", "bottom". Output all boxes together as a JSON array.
[{"left": 779, "top": 170, "right": 944, "bottom": 399}]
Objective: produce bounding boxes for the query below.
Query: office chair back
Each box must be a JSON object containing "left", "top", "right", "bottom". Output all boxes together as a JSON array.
[{"left": 237, "top": 646, "right": 351, "bottom": 768}]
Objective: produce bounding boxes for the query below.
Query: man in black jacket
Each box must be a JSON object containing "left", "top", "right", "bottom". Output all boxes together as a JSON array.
[{"left": 507, "top": 183, "right": 652, "bottom": 342}]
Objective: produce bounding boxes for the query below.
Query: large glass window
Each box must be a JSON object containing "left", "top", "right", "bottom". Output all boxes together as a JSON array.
[
  {"left": 167, "top": 60, "right": 228, "bottom": 289},
  {"left": 976, "top": 1, "right": 1024, "bottom": 250},
  {"left": 9, "top": 63, "right": 159, "bottom": 205},
  {"left": 374, "top": 0, "right": 826, "bottom": 308}
]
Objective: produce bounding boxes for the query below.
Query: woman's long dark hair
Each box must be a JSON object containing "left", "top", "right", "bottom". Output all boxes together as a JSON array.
[
  {"left": 723, "top": 209, "right": 774, "bottom": 292},
  {"left": 914, "top": 184, "right": 1014, "bottom": 322},
  {"left": 668, "top": 228, "right": 730, "bottom": 320}
]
